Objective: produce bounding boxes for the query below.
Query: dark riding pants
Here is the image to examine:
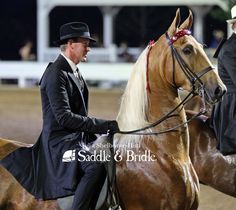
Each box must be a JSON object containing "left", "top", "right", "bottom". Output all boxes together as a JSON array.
[{"left": 71, "top": 157, "right": 106, "bottom": 210}]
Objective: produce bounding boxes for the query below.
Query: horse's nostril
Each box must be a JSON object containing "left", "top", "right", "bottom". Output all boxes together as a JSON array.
[
  {"left": 214, "top": 86, "right": 221, "bottom": 96},
  {"left": 222, "top": 89, "right": 226, "bottom": 95},
  {"left": 214, "top": 86, "right": 226, "bottom": 98}
]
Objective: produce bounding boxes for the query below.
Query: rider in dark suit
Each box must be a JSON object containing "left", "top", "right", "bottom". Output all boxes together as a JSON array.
[
  {"left": 0, "top": 22, "right": 119, "bottom": 209},
  {"left": 211, "top": 6, "right": 236, "bottom": 155}
]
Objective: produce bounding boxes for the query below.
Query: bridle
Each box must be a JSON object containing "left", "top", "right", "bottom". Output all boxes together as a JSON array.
[
  {"left": 165, "top": 29, "right": 213, "bottom": 94},
  {"left": 116, "top": 29, "right": 213, "bottom": 136}
]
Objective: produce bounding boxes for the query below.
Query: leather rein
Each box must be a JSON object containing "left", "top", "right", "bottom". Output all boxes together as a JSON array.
[{"left": 117, "top": 29, "right": 213, "bottom": 136}]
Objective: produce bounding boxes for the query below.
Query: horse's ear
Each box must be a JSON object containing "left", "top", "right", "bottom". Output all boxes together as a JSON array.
[
  {"left": 168, "top": 8, "right": 181, "bottom": 35},
  {"left": 179, "top": 9, "right": 193, "bottom": 30}
]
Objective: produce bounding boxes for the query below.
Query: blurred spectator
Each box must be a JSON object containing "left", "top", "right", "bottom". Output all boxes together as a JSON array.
[
  {"left": 118, "top": 42, "right": 134, "bottom": 62},
  {"left": 209, "top": 30, "right": 224, "bottom": 49},
  {"left": 19, "top": 40, "right": 36, "bottom": 61}
]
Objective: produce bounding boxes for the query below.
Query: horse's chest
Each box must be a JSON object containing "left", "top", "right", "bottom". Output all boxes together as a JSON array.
[{"left": 117, "top": 158, "right": 199, "bottom": 210}]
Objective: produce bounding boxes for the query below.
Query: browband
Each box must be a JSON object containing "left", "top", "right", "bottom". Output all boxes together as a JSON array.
[{"left": 169, "top": 29, "right": 191, "bottom": 44}]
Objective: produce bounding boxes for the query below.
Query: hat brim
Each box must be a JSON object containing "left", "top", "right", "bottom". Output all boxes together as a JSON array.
[
  {"left": 226, "top": 19, "right": 236, "bottom": 24},
  {"left": 53, "top": 36, "right": 96, "bottom": 47}
]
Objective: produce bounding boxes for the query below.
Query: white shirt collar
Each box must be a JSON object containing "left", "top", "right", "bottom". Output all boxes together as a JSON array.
[{"left": 61, "top": 53, "right": 78, "bottom": 73}]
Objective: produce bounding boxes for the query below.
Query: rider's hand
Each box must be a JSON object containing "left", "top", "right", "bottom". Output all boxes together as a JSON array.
[{"left": 108, "top": 120, "right": 120, "bottom": 134}]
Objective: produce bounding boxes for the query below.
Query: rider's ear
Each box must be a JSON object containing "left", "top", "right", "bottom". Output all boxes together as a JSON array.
[
  {"left": 179, "top": 10, "right": 193, "bottom": 30},
  {"left": 168, "top": 8, "right": 181, "bottom": 36}
]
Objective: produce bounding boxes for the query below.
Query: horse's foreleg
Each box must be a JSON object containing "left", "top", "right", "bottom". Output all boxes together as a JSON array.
[{"left": 190, "top": 194, "right": 199, "bottom": 210}]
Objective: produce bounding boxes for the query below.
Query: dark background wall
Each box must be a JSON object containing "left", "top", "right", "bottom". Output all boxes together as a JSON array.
[
  {"left": 0, "top": 1, "right": 226, "bottom": 60},
  {"left": 0, "top": 0, "right": 36, "bottom": 60}
]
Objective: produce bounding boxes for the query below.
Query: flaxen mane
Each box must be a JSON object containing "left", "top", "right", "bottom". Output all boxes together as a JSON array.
[
  {"left": 116, "top": 46, "right": 151, "bottom": 131},
  {"left": 115, "top": 46, "right": 154, "bottom": 153}
]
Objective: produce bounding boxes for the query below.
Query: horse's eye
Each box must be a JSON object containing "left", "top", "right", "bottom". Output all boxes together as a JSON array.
[{"left": 182, "top": 46, "right": 192, "bottom": 55}]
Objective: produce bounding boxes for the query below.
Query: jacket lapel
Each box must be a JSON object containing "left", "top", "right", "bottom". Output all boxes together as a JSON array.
[
  {"left": 68, "top": 72, "right": 88, "bottom": 114},
  {"left": 56, "top": 55, "right": 88, "bottom": 114},
  {"left": 68, "top": 72, "right": 83, "bottom": 92}
]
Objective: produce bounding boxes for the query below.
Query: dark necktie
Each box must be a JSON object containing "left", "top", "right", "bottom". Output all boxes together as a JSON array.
[{"left": 75, "top": 68, "right": 84, "bottom": 92}]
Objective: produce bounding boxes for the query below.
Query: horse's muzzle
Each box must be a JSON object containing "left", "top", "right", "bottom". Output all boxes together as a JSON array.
[
  {"left": 214, "top": 85, "right": 226, "bottom": 100},
  {"left": 205, "top": 84, "right": 226, "bottom": 104}
]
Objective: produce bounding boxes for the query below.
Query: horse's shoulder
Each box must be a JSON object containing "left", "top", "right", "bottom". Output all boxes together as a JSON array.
[{"left": 0, "top": 138, "right": 32, "bottom": 160}]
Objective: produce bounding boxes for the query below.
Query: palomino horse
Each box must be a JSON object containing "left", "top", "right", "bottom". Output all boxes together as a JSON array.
[
  {"left": 114, "top": 9, "right": 225, "bottom": 210},
  {"left": 0, "top": 138, "right": 60, "bottom": 210}
]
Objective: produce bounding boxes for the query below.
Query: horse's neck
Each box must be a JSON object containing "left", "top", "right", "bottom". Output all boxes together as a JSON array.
[
  {"left": 147, "top": 88, "right": 184, "bottom": 122},
  {"left": 116, "top": 86, "right": 189, "bottom": 157},
  {"left": 147, "top": 89, "right": 189, "bottom": 157}
]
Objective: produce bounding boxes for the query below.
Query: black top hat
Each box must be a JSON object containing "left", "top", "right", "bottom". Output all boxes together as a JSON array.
[{"left": 54, "top": 22, "right": 96, "bottom": 46}]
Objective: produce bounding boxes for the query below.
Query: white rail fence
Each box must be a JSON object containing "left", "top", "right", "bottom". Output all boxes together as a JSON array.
[{"left": 0, "top": 62, "right": 133, "bottom": 88}]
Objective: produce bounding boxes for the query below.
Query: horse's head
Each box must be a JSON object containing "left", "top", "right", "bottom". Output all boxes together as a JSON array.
[{"left": 149, "top": 9, "right": 226, "bottom": 104}]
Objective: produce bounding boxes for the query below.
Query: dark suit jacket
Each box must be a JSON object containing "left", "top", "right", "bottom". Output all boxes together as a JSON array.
[
  {"left": 211, "top": 33, "right": 236, "bottom": 155},
  {"left": 0, "top": 55, "right": 111, "bottom": 199}
]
